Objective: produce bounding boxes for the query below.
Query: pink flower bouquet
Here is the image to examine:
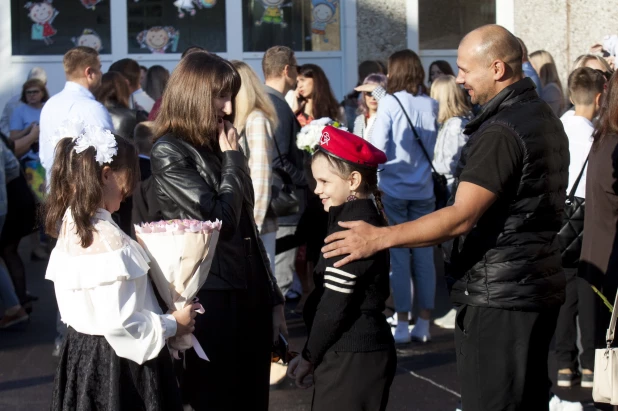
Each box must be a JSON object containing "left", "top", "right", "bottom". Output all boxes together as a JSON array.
[{"left": 134, "top": 219, "right": 222, "bottom": 360}]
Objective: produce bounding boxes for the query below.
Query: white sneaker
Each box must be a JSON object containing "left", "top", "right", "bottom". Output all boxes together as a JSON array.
[
  {"left": 393, "top": 324, "right": 411, "bottom": 344},
  {"left": 386, "top": 313, "right": 397, "bottom": 327},
  {"left": 549, "top": 395, "right": 563, "bottom": 411},
  {"left": 410, "top": 318, "right": 431, "bottom": 342},
  {"left": 434, "top": 308, "right": 457, "bottom": 329}
]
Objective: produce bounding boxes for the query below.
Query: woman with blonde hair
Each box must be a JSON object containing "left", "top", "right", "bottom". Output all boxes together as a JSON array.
[
  {"left": 573, "top": 54, "right": 613, "bottom": 73},
  {"left": 430, "top": 75, "right": 472, "bottom": 192},
  {"left": 530, "top": 50, "right": 565, "bottom": 115},
  {"left": 231, "top": 60, "right": 279, "bottom": 273}
]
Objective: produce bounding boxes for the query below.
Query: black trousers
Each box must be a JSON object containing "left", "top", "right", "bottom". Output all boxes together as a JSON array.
[
  {"left": 178, "top": 288, "right": 273, "bottom": 411},
  {"left": 312, "top": 348, "right": 397, "bottom": 411},
  {"left": 554, "top": 268, "right": 598, "bottom": 371},
  {"left": 455, "top": 305, "right": 559, "bottom": 411}
]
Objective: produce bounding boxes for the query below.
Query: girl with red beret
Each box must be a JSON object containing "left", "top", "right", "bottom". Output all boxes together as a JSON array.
[{"left": 287, "top": 126, "right": 396, "bottom": 410}]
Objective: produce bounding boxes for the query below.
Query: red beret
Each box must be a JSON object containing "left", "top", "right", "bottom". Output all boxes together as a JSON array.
[{"left": 317, "top": 125, "right": 387, "bottom": 169}]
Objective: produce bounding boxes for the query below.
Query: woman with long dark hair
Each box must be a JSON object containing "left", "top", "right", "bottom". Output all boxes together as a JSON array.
[
  {"left": 291, "top": 64, "right": 344, "bottom": 126},
  {"left": 150, "top": 51, "right": 287, "bottom": 411},
  {"left": 95, "top": 71, "right": 146, "bottom": 140}
]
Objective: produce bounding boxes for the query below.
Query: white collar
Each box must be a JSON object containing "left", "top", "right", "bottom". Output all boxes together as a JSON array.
[{"left": 64, "top": 81, "right": 96, "bottom": 100}]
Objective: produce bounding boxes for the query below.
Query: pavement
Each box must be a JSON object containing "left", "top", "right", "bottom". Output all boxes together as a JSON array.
[{"left": 0, "top": 243, "right": 603, "bottom": 410}]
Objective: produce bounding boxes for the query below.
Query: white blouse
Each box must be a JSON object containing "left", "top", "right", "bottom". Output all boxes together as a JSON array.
[{"left": 46, "top": 208, "right": 176, "bottom": 365}]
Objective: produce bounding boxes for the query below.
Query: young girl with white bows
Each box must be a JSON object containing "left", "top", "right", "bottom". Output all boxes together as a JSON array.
[{"left": 45, "top": 123, "right": 198, "bottom": 411}]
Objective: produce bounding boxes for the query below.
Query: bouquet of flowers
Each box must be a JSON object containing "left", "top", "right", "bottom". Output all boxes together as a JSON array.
[
  {"left": 296, "top": 117, "right": 348, "bottom": 154},
  {"left": 134, "top": 219, "right": 222, "bottom": 360}
]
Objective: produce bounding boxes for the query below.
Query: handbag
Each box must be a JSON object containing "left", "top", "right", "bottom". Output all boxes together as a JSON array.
[
  {"left": 593, "top": 290, "right": 618, "bottom": 404},
  {"left": 392, "top": 95, "right": 449, "bottom": 210},
  {"left": 241, "top": 131, "right": 300, "bottom": 218},
  {"left": 557, "top": 155, "right": 587, "bottom": 268}
]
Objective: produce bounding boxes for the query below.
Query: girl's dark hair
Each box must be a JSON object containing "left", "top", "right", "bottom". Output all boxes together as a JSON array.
[
  {"left": 297, "top": 64, "right": 341, "bottom": 120},
  {"left": 154, "top": 52, "right": 241, "bottom": 148},
  {"left": 593, "top": 70, "right": 618, "bottom": 146},
  {"left": 428, "top": 60, "right": 455, "bottom": 83},
  {"left": 387, "top": 49, "right": 427, "bottom": 96},
  {"left": 45, "top": 135, "right": 139, "bottom": 248},
  {"left": 312, "top": 150, "right": 388, "bottom": 224},
  {"left": 144, "top": 65, "right": 170, "bottom": 101},
  {"left": 95, "top": 71, "right": 132, "bottom": 109}
]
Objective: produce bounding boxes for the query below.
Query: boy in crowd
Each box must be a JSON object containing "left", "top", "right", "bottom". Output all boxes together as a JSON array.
[{"left": 554, "top": 67, "right": 606, "bottom": 389}]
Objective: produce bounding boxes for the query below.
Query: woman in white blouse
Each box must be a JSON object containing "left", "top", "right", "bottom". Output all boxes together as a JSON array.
[
  {"left": 45, "top": 132, "right": 196, "bottom": 411},
  {"left": 430, "top": 75, "right": 473, "bottom": 192},
  {"left": 353, "top": 73, "right": 387, "bottom": 140}
]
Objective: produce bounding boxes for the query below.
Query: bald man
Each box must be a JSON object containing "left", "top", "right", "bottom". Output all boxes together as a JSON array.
[{"left": 321, "top": 25, "right": 569, "bottom": 410}]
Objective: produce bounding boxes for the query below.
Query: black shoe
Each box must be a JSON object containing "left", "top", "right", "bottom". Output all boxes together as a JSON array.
[
  {"left": 557, "top": 370, "right": 581, "bottom": 387},
  {"left": 581, "top": 371, "right": 594, "bottom": 388}
]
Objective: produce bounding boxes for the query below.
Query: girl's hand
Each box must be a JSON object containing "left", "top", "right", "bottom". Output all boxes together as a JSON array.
[
  {"left": 218, "top": 119, "right": 239, "bottom": 152},
  {"left": 354, "top": 84, "right": 378, "bottom": 93},
  {"left": 287, "top": 356, "right": 314, "bottom": 389},
  {"left": 272, "top": 304, "right": 289, "bottom": 344},
  {"left": 30, "top": 124, "right": 40, "bottom": 139},
  {"left": 172, "top": 303, "right": 200, "bottom": 336}
]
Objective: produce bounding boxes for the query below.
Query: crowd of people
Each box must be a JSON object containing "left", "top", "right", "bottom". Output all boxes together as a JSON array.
[{"left": 0, "top": 21, "right": 617, "bottom": 411}]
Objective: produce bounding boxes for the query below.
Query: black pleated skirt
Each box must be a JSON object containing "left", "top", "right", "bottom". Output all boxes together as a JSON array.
[{"left": 51, "top": 327, "right": 183, "bottom": 411}]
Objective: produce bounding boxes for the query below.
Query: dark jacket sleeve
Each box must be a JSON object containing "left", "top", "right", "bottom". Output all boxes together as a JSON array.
[
  {"left": 150, "top": 141, "right": 247, "bottom": 241},
  {"left": 271, "top": 100, "right": 307, "bottom": 187},
  {"left": 302, "top": 256, "right": 372, "bottom": 364},
  {"left": 255, "top": 233, "right": 285, "bottom": 306}
]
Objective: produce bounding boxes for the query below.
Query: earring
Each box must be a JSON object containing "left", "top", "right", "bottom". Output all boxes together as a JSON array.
[{"left": 346, "top": 193, "right": 358, "bottom": 202}]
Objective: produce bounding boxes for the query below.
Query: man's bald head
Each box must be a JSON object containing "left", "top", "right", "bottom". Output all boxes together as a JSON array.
[{"left": 460, "top": 25, "right": 523, "bottom": 76}]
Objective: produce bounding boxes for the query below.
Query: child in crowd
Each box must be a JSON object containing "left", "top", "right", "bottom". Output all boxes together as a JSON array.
[
  {"left": 554, "top": 67, "right": 606, "bottom": 389},
  {"left": 288, "top": 126, "right": 396, "bottom": 411},
  {"left": 45, "top": 125, "right": 197, "bottom": 410}
]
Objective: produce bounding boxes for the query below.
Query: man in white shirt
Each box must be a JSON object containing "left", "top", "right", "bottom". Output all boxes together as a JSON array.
[
  {"left": 40, "top": 46, "right": 113, "bottom": 184},
  {"left": 554, "top": 67, "right": 605, "bottom": 390},
  {"left": 0, "top": 67, "right": 47, "bottom": 136},
  {"left": 109, "top": 58, "right": 155, "bottom": 113}
]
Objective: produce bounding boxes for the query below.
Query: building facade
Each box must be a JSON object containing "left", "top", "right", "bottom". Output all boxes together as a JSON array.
[{"left": 0, "top": 0, "right": 613, "bottom": 110}]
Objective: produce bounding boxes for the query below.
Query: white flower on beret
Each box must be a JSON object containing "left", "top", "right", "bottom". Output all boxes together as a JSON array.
[{"left": 74, "top": 125, "right": 118, "bottom": 165}]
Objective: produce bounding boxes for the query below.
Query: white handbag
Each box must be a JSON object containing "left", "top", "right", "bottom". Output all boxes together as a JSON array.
[{"left": 593, "top": 291, "right": 618, "bottom": 404}]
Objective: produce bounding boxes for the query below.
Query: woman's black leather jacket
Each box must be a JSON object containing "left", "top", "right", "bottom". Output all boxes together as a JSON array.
[{"left": 150, "top": 134, "right": 284, "bottom": 306}]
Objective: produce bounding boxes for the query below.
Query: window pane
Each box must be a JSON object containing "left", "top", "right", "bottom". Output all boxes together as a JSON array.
[
  {"left": 419, "top": 0, "right": 495, "bottom": 50},
  {"left": 12, "top": 0, "right": 112, "bottom": 56},
  {"left": 243, "top": 0, "right": 340, "bottom": 52},
  {"left": 127, "top": 0, "right": 226, "bottom": 54}
]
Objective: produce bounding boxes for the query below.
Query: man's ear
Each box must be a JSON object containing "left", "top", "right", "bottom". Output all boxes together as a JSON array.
[
  {"left": 85, "top": 66, "right": 94, "bottom": 79},
  {"left": 492, "top": 60, "right": 507, "bottom": 81},
  {"left": 595, "top": 92, "right": 603, "bottom": 108},
  {"left": 283, "top": 65, "right": 290, "bottom": 78}
]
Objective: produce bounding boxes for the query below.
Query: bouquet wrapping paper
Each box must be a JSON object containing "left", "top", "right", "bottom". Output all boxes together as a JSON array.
[{"left": 135, "top": 219, "right": 221, "bottom": 361}]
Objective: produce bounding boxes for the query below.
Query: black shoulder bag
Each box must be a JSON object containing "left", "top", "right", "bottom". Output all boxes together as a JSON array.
[
  {"left": 392, "top": 95, "right": 449, "bottom": 210},
  {"left": 557, "top": 155, "right": 588, "bottom": 268},
  {"left": 241, "top": 131, "right": 300, "bottom": 218}
]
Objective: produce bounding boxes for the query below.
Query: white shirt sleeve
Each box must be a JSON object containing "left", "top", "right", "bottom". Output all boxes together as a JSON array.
[
  {"left": 367, "top": 95, "right": 393, "bottom": 153},
  {"left": 88, "top": 277, "right": 177, "bottom": 365}
]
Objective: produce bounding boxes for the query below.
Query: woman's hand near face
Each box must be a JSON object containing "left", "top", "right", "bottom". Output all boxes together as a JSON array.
[
  {"left": 218, "top": 119, "right": 239, "bottom": 152},
  {"left": 355, "top": 84, "right": 378, "bottom": 93}
]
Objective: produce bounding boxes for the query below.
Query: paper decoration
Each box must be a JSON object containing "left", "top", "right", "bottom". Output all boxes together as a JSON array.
[
  {"left": 80, "top": 0, "right": 103, "bottom": 10},
  {"left": 72, "top": 29, "right": 102, "bottom": 52},
  {"left": 174, "top": 0, "right": 196, "bottom": 18},
  {"left": 25, "top": 0, "right": 59, "bottom": 45},
  {"left": 137, "top": 26, "right": 179, "bottom": 54},
  {"left": 311, "top": 0, "right": 338, "bottom": 42},
  {"left": 255, "top": 0, "right": 291, "bottom": 28},
  {"left": 195, "top": 0, "right": 216, "bottom": 8}
]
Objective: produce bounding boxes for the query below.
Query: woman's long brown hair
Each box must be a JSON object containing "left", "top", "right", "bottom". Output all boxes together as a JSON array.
[
  {"left": 296, "top": 64, "right": 341, "bottom": 120},
  {"left": 45, "top": 136, "right": 139, "bottom": 248},
  {"left": 154, "top": 52, "right": 241, "bottom": 148},
  {"left": 593, "top": 71, "right": 618, "bottom": 147},
  {"left": 94, "top": 71, "right": 132, "bottom": 109}
]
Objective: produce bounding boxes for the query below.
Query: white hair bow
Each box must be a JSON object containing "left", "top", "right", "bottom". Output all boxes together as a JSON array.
[{"left": 51, "top": 119, "right": 117, "bottom": 165}]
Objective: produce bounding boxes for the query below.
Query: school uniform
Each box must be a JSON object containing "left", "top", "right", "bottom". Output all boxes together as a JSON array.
[{"left": 300, "top": 125, "right": 396, "bottom": 410}]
